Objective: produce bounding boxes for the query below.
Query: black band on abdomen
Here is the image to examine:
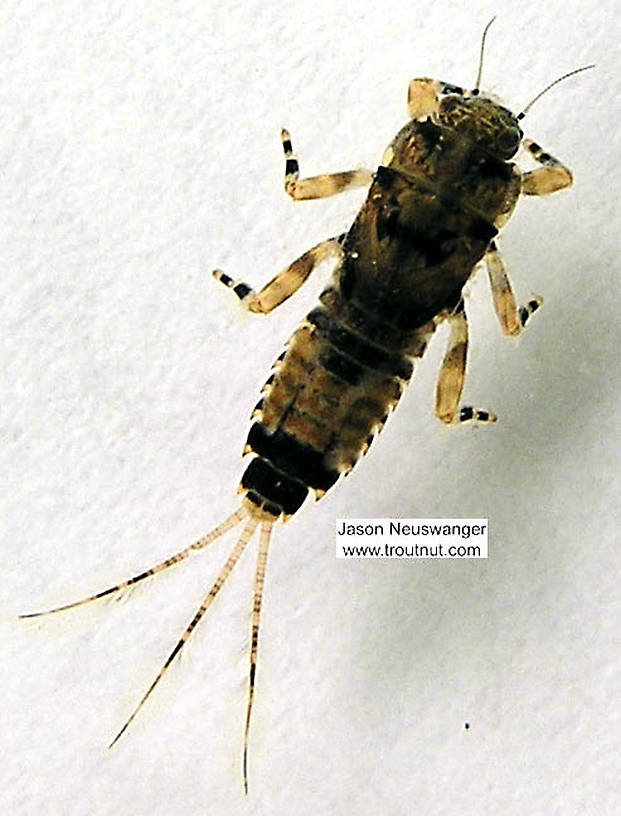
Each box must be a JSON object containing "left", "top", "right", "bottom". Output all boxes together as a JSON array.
[
  {"left": 246, "top": 422, "right": 340, "bottom": 493},
  {"left": 241, "top": 456, "right": 309, "bottom": 517}
]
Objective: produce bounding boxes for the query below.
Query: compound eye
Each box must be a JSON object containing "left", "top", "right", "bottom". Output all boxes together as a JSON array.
[{"left": 498, "top": 128, "right": 520, "bottom": 154}]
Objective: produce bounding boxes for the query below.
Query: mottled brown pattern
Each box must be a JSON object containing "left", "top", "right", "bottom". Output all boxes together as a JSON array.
[
  {"left": 245, "top": 92, "right": 533, "bottom": 515},
  {"left": 256, "top": 321, "right": 407, "bottom": 477}
]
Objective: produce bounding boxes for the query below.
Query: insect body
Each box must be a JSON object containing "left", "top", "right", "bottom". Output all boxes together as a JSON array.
[{"left": 21, "top": 27, "right": 591, "bottom": 794}]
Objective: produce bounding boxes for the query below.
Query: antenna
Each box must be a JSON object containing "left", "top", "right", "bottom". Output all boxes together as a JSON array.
[
  {"left": 474, "top": 16, "right": 496, "bottom": 91},
  {"left": 517, "top": 64, "right": 595, "bottom": 120}
]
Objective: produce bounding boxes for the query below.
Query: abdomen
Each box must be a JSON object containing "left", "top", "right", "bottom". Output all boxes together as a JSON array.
[{"left": 240, "top": 286, "right": 435, "bottom": 519}]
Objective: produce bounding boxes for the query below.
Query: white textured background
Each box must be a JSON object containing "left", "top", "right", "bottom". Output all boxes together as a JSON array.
[{"left": 2, "top": 1, "right": 619, "bottom": 814}]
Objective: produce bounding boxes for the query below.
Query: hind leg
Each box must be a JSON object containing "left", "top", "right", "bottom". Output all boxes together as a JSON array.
[{"left": 435, "top": 301, "right": 497, "bottom": 425}]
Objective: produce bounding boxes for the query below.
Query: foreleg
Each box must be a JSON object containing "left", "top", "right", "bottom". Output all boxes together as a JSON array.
[
  {"left": 407, "top": 77, "right": 467, "bottom": 119},
  {"left": 521, "top": 139, "right": 572, "bottom": 195}
]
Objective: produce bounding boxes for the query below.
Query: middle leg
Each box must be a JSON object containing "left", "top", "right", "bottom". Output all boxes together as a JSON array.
[
  {"left": 486, "top": 241, "right": 542, "bottom": 336},
  {"left": 213, "top": 236, "right": 343, "bottom": 314}
]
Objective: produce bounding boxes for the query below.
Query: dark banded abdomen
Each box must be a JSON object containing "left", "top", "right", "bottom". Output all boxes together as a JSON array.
[{"left": 240, "top": 301, "right": 432, "bottom": 519}]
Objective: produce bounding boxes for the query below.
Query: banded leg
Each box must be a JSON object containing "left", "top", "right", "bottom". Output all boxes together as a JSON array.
[
  {"left": 213, "top": 237, "right": 343, "bottom": 314},
  {"left": 435, "top": 302, "right": 497, "bottom": 425},
  {"left": 486, "top": 241, "right": 542, "bottom": 336},
  {"left": 281, "top": 129, "right": 373, "bottom": 200},
  {"left": 407, "top": 78, "right": 466, "bottom": 119},
  {"left": 521, "top": 139, "right": 573, "bottom": 195}
]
